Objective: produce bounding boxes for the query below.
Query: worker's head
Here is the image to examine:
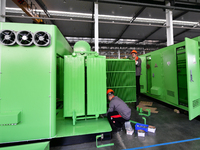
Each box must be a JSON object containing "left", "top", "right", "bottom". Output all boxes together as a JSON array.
[
  {"left": 130, "top": 50, "right": 137, "bottom": 58},
  {"left": 107, "top": 89, "right": 114, "bottom": 101}
]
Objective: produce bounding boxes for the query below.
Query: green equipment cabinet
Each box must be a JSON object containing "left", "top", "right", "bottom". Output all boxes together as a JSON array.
[
  {"left": 140, "top": 36, "right": 200, "bottom": 120},
  {"left": 106, "top": 59, "right": 136, "bottom": 103},
  {"left": 0, "top": 22, "right": 72, "bottom": 143},
  {"left": 64, "top": 41, "right": 107, "bottom": 125}
]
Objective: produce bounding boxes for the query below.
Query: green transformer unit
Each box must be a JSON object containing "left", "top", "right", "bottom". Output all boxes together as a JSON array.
[
  {"left": 64, "top": 41, "right": 107, "bottom": 125},
  {"left": 106, "top": 59, "right": 136, "bottom": 103},
  {"left": 140, "top": 36, "right": 200, "bottom": 120},
  {"left": 0, "top": 22, "right": 72, "bottom": 143}
]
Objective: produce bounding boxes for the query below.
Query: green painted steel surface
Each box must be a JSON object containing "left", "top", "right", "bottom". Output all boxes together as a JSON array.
[
  {"left": 185, "top": 38, "right": 200, "bottom": 120},
  {"left": 0, "top": 111, "right": 21, "bottom": 124},
  {"left": 150, "top": 52, "right": 164, "bottom": 99},
  {"left": 57, "top": 57, "right": 64, "bottom": 101},
  {"left": 87, "top": 55, "right": 107, "bottom": 116},
  {"left": 162, "top": 47, "right": 179, "bottom": 105},
  {"left": 56, "top": 110, "right": 112, "bottom": 137},
  {"left": 140, "top": 36, "right": 200, "bottom": 120},
  {"left": 0, "top": 142, "right": 49, "bottom": 150},
  {"left": 177, "top": 47, "right": 188, "bottom": 105},
  {"left": 0, "top": 22, "right": 72, "bottom": 143},
  {"left": 74, "top": 41, "right": 91, "bottom": 52},
  {"left": 139, "top": 55, "right": 147, "bottom": 93},
  {"left": 63, "top": 55, "right": 85, "bottom": 117},
  {"left": 106, "top": 59, "right": 136, "bottom": 103},
  {"left": 147, "top": 56, "right": 152, "bottom": 94}
]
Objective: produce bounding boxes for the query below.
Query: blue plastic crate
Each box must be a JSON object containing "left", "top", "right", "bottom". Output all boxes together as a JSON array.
[{"left": 135, "top": 123, "right": 149, "bottom": 132}]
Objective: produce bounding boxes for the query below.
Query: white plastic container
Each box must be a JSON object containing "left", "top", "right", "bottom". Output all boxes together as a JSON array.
[
  {"left": 125, "top": 121, "right": 134, "bottom": 135},
  {"left": 148, "top": 125, "right": 156, "bottom": 133},
  {"left": 138, "top": 130, "right": 145, "bottom": 137}
]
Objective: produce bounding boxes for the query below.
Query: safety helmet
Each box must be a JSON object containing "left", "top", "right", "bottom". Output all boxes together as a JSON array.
[
  {"left": 130, "top": 50, "right": 137, "bottom": 54},
  {"left": 107, "top": 89, "right": 114, "bottom": 95}
]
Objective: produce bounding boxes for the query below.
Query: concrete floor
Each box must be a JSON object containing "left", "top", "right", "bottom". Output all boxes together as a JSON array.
[{"left": 51, "top": 95, "right": 200, "bottom": 150}]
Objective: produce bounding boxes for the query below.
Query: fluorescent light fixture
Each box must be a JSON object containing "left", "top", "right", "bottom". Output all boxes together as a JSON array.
[{"left": 5, "top": 7, "right": 199, "bottom": 27}]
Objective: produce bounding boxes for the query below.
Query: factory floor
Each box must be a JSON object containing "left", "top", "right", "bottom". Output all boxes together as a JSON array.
[{"left": 50, "top": 95, "right": 200, "bottom": 150}]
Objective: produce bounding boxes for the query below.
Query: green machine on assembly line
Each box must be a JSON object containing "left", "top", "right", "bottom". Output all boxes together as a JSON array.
[
  {"left": 140, "top": 36, "right": 200, "bottom": 120},
  {"left": 0, "top": 22, "right": 72, "bottom": 144}
]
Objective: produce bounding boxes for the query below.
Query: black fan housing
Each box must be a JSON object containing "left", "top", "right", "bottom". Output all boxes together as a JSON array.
[
  {"left": 16, "top": 31, "right": 33, "bottom": 46},
  {"left": 33, "top": 31, "right": 51, "bottom": 47},
  {"left": 0, "top": 30, "right": 16, "bottom": 46}
]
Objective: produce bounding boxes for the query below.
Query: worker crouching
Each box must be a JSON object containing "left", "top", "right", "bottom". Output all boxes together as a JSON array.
[{"left": 106, "top": 89, "right": 131, "bottom": 132}]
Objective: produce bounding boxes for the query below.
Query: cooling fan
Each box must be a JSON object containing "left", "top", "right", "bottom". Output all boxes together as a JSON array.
[
  {"left": 16, "top": 31, "right": 33, "bottom": 46},
  {"left": 0, "top": 30, "right": 16, "bottom": 46},
  {"left": 33, "top": 31, "right": 51, "bottom": 46}
]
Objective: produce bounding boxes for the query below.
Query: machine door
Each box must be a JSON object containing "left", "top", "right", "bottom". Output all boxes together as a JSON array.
[
  {"left": 185, "top": 38, "right": 200, "bottom": 120},
  {"left": 139, "top": 56, "right": 147, "bottom": 93}
]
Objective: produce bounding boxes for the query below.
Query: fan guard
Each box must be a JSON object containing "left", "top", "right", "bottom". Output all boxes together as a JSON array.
[
  {"left": 33, "top": 31, "right": 51, "bottom": 47},
  {"left": 0, "top": 30, "right": 16, "bottom": 46},
  {"left": 16, "top": 31, "right": 33, "bottom": 46}
]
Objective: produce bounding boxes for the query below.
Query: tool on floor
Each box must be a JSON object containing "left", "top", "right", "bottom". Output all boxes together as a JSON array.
[{"left": 96, "top": 134, "right": 114, "bottom": 148}]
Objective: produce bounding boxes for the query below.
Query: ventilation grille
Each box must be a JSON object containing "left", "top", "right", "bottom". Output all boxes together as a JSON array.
[
  {"left": 167, "top": 90, "right": 175, "bottom": 97},
  {"left": 33, "top": 31, "right": 51, "bottom": 46},
  {"left": 193, "top": 99, "right": 200, "bottom": 108},
  {"left": 106, "top": 60, "right": 136, "bottom": 102},
  {"left": 0, "top": 30, "right": 16, "bottom": 46},
  {"left": 16, "top": 31, "right": 33, "bottom": 46}
]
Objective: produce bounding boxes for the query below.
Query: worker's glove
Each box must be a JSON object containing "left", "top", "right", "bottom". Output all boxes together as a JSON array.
[{"left": 135, "top": 61, "right": 138, "bottom": 65}]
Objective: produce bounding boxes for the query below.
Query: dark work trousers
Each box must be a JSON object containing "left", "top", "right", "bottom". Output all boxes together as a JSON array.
[
  {"left": 136, "top": 75, "right": 140, "bottom": 106},
  {"left": 107, "top": 111, "right": 128, "bottom": 128}
]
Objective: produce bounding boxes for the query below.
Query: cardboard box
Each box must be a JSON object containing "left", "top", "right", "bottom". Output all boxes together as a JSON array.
[
  {"left": 148, "top": 125, "right": 156, "bottom": 133},
  {"left": 138, "top": 130, "right": 145, "bottom": 137}
]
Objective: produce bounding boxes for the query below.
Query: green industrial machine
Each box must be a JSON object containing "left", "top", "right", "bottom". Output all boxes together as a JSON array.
[
  {"left": 0, "top": 22, "right": 111, "bottom": 147},
  {"left": 140, "top": 36, "right": 200, "bottom": 120},
  {"left": 106, "top": 59, "right": 136, "bottom": 103},
  {"left": 0, "top": 22, "right": 72, "bottom": 144},
  {"left": 63, "top": 41, "right": 107, "bottom": 125}
]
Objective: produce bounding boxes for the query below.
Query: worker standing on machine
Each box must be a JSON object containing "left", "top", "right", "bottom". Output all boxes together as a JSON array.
[
  {"left": 130, "top": 50, "right": 142, "bottom": 108},
  {"left": 106, "top": 89, "right": 131, "bottom": 132}
]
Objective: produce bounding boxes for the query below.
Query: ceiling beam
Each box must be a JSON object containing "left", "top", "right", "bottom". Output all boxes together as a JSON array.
[
  {"left": 81, "top": 0, "right": 200, "bottom": 12},
  {"left": 113, "top": 7, "right": 146, "bottom": 43},
  {"left": 35, "top": 0, "right": 55, "bottom": 24},
  {"left": 137, "top": 11, "right": 189, "bottom": 43},
  {"left": 12, "top": 0, "right": 44, "bottom": 23},
  {"left": 68, "top": 42, "right": 165, "bottom": 49}
]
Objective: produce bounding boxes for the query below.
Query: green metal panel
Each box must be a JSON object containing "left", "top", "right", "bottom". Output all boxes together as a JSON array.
[
  {"left": 139, "top": 55, "right": 147, "bottom": 93},
  {"left": 162, "top": 47, "right": 179, "bottom": 105},
  {"left": 63, "top": 55, "right": 85, "bottom": 117},
  {"left": 0, "top": 142, "right": 49, "bottom": 150},
  {"left": 146, "top": 56, "right": 152, "bottom": 94},
  {"left": 0, "top": 22, "right": 72, "bottom": 143},
  {"left": 106, "top": 59, "right": 136, "bottom": 103},
  {"left": 150, "top": 53, "right": 164, "bottom": 99},
  {"left": 56, "top": 57, "right": 64, "bottom": 101},
  {"left": 185, "top": 38, "right": 200, "bottom": 120},
  {"left": 0, "top": 111, "right": 21, "bottom": 124},
  {"left": 87, "top": 55, "right": 107, "bottom": 116},
  {"left": 177, "top": 47, "right": 188, "bottom": 106}
]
